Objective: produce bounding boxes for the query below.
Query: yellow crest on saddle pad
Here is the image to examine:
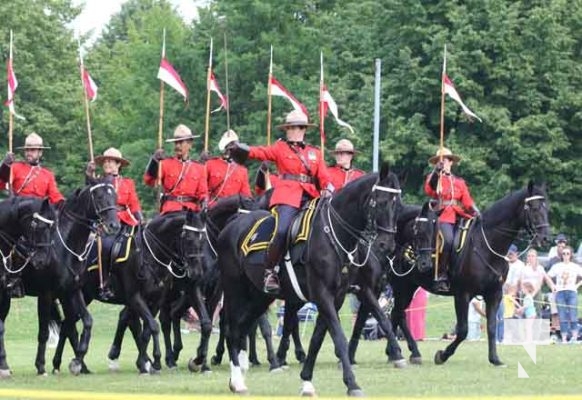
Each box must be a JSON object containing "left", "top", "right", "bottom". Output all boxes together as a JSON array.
[
  {"left": 455, "top": 218, "right": 474, "bottom": 253},
  {"left": 294, "top": 199, "right": 318, "bottom": 243},
  {"left": 241, "top": 215, "right": 277, "bottom": 256}
]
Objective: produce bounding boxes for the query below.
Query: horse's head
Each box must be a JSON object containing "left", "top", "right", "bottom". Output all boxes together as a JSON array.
[
  {"left": 413, "top": 201, "right": 438, "bottom": 273},
  {"left": 179, "top": 210, "right": 207, "bottom": 281},
  {"left": 371, "top": 163, "right": 401, "bottom": 256},
  {"left": 84, "top": 176, "right": 120, "bottom": 235},
  {"left": 14, "top": 198, "right": 55, "bottom": 267},
  {"left": 522, "top": 181, "right": 550, "bottom": 247}
]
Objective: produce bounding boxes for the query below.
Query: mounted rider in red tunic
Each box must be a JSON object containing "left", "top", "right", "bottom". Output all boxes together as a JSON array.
[
  {"left": 424, "top": 147, "right": 480, "bottom": 292},
  {"left": 229, "top": 110, "right": 334, "bottom": 293},
  {"left": 327, "top": 139, "right": 365, "bottom": 191},
  {"left": 0, "top": 133, "right": 64, "bottom": 204},
  {"left": 144, "top": 124, "right": 208, "bottom": 214},
  {"left": 0, "top": 133, "right": 64, "bottom": 297},
  {"left": 204, "top": 130, "right": 251, "bottom": 207},
  {"left": 86, "top": 147, "right": 143, "bottom": 300}
]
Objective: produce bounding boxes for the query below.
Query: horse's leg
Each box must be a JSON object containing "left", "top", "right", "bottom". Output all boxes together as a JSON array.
[
  {"left": 159, "top": 296, "right": 176, "bottom": 369},
  {"left": 484, "top": 287, "right": 504, "bottom": 366},
  {"left": 435, "top": 292, "right": 471, "bottom": 365},
  {"left": 390, "top": 284, "right": 422, "bottom": 364},
  {"left": 275, "top": 302, "right": 300, "bottom": 366},
  {"left": 247, "top": 320, "right": 259, "bottom": 365},
  {"left": 361, "top": 287, "right": 405, "bottom": 367},
  {"left": 69, "top": 290, "right": 93, "bottom": 375},
  {"left": 51, "top": 297, "right": 78, "bottom": 374},
  {"left": 256, "top": 313, "right": 281, "bottom": 371},
  {"left": 187, "top": 285, "right": 212, "bottom": 373},
  {"left": 300, "top": 296, "right": 362, "bottom": 397},
  {"left": 348, "top": 300, "right": 370, "bottom": 365},
  {"left": 211, "top": 307, "right": 226, "bottom": 365},
  {"left": 289, "top": 307, "right": 306, "bottom": 363},
  {"left": 169, "top": 294, "right": 188, "bottom": 363},
  {"left": 130, "top": 294, "right": 162, "bottom": 373},
  {"left": 107, "top": 306, "right": 130, "bottom": 363},
  {"left": 0, "top": 295, "right": 12, "bottom": 377},
  {"left": 34, "top": 293, "right": 52, "bottom": 375}
]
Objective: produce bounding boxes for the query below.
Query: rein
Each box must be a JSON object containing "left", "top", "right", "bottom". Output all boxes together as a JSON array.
[
  {"left": 324, "top": 182, "right": 401, "bottom": 267},
  {"left": 142, "top": 221, "right": 206, "bottom": 279}
]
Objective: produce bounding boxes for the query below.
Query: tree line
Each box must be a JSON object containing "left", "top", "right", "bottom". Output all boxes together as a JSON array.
[{"left": 0, "top": 0, "right": 580, "bottom": 245}]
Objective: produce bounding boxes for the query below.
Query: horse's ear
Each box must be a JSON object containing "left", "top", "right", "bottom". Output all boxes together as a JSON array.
[
  {"left": 380, "top": 162, "right": 390, "bottom": 180},
  {"left": 527, "top": 180, "right": 535, "bottom": 194},
  {"left": 397, "top": 168, "right": 408, "bottom": 188}
]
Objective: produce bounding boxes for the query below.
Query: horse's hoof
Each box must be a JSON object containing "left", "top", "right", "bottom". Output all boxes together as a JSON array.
[
  {"left": 188, "top": 357, "right": 201, "bottom": 373},
  {"left": 347, "top": 388, "right": 365, "bottom": 397},
  {"left": 0, "top": 369, "right": 11, "bottom": 379},
  {"left": 492, "top": 361, "right": 506, "bottom": 368},
  {"left": 409, "top": 356, "right": 422, "bottom": 365},
  {"left": 393, "top": 358, "right": 408, "bottom": 369},
  {"left": 300, "top": 380, "right": 316, "bottom": 397},
  {"left": 211, "top": 355, "right": 222, "bottom": 366},
  {"left": 269, "top": 367, "right": 284, "bottom": 373},
  {"left": 229, "top": 378, "right": 249, "bottom": 394},
  {"left": 108, "top": 358, "right": 120, "bottom": 372},
  {"left": 37, "top": 372, "right": 48, "bottom": 377},
  {"left": 296, "top": 352, "right": 306, "bottom": 363},
  {"left": 68, "top": 359, "right": 82, "bottom": 376},
  {"left": 149, "top": 367, "right": 161, "bottom": 375},
  {"left": 434, "top": 350, "right": 445, "bottom": 365},
  {"left": 144, "top": 361, "right": 152, "bottom": 373}
]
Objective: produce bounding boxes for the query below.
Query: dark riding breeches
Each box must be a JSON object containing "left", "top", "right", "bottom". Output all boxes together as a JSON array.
[{"left": 266, "top": 205, "right": 300, "bottom": 269}]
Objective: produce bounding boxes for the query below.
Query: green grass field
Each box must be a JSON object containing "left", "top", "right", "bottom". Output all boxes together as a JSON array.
[{"left": 0, "top": 295, "right": 580, "bottom": 399}]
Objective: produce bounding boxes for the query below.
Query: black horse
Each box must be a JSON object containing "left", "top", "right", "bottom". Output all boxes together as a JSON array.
[
  {"left": 21, "top": 178, "right": 120, "bottom": 375},
  {"left": 389, "top": 182, "right": 550, "bottom": 366},
  {"left": 66, "top": 209, "right": 209, "bottom": 374},
  {"left": 348, "top": 201, "right": 436, "bottom": 365},
  {"left": 217, "top": 165, "right": 400, "bottom": 396},
  {"left": 0, "top": 197, "right": 55, "bottom": 376}
]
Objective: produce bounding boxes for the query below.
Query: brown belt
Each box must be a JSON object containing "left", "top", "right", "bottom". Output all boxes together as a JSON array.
[
  {"left": 280, "top": 173, "right": 315, "bottom": 184},
  {"left": 162, "top": 195, "right": 197, "bottom": 203}
]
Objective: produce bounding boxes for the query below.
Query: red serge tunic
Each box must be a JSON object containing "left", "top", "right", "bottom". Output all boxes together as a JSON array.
[
  {"left": 144, "top": 158, "right": 208, "bottom": 214},
  {"left": 424, "top": 172, "right": 475, "bottom": 224},
  {"left": 112, "top": 176, "right": 141, "bottom": 226},
  {"left": 11, "top": 162, "right": 64, "bottom": 204},
  {"left": 327, "top": 165, "right": 365, "bottom": 191},
  {"left": 205, "top": 157, "right": 251, "bottom": 207},
  {"left": 249, "top": 140, "right": 331, "bottom": 208}
]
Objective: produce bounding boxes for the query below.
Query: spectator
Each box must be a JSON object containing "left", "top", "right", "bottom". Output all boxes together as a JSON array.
[
  {"left": 547, "top": 246, "right": 582, "bottom": 343},
  {"left": 519, "top": 249, "right": 557, "bottom": 316},
  {"left": 514, "top": 282, "right": 537, "bottom": 342},
  {"left": 547, "top": 233, "right": 568, "bottom": 269},
  {"left": 467, "top": 296, "right": 486, "bottom": 341}
]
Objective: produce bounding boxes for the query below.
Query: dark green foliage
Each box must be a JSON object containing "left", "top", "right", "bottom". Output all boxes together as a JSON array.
[{"left": 0, "top": 0, "right": 579, "bottom": 242}]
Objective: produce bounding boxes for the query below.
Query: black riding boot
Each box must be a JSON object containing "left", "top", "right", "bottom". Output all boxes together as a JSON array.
[
  {"left": 264, "top": 242, "right": 284, "bottom": 294},
  {"left": 433, "top": 252, "right": 450, "bottom": 293}
]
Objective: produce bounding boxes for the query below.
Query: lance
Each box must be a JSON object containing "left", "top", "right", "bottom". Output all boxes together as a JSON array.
[
  {"left": 223, "top": 31, "right": 231, "bottom": 132},
  {"left": 78, "top": 39, "right": 95, "bottom": 163},
  {"left": 319, "top": 51, "right": 325, "bottom": 152},
  {"left": 204, "top": 38, "right": 213, "bottom": 152},
  {"left": 435, "top": 44, "right": 447, "bottom": 281}
]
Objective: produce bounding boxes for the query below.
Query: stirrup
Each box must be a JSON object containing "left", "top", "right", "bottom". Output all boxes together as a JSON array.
[{"left": 263, "top": 270, "right": 280, "bottom": 294}]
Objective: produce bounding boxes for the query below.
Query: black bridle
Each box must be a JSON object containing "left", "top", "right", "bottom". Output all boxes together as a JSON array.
[
  {"left": 324, "top": 179, "right": 401, "bottom": 267},
  {"left": 0, "top": 210, "right": 55, "bottom": 274},
  {"left": 142, "top": 215, "right": 207, "bottom": 279}
]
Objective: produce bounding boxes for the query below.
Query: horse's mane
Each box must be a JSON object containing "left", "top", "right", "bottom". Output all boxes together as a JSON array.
[
  {"left": 481, "top": 187, "right": 531, "bottom": 226},
  {"left": 397, "top": 204, "right": 422, "bottom": 225}
]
